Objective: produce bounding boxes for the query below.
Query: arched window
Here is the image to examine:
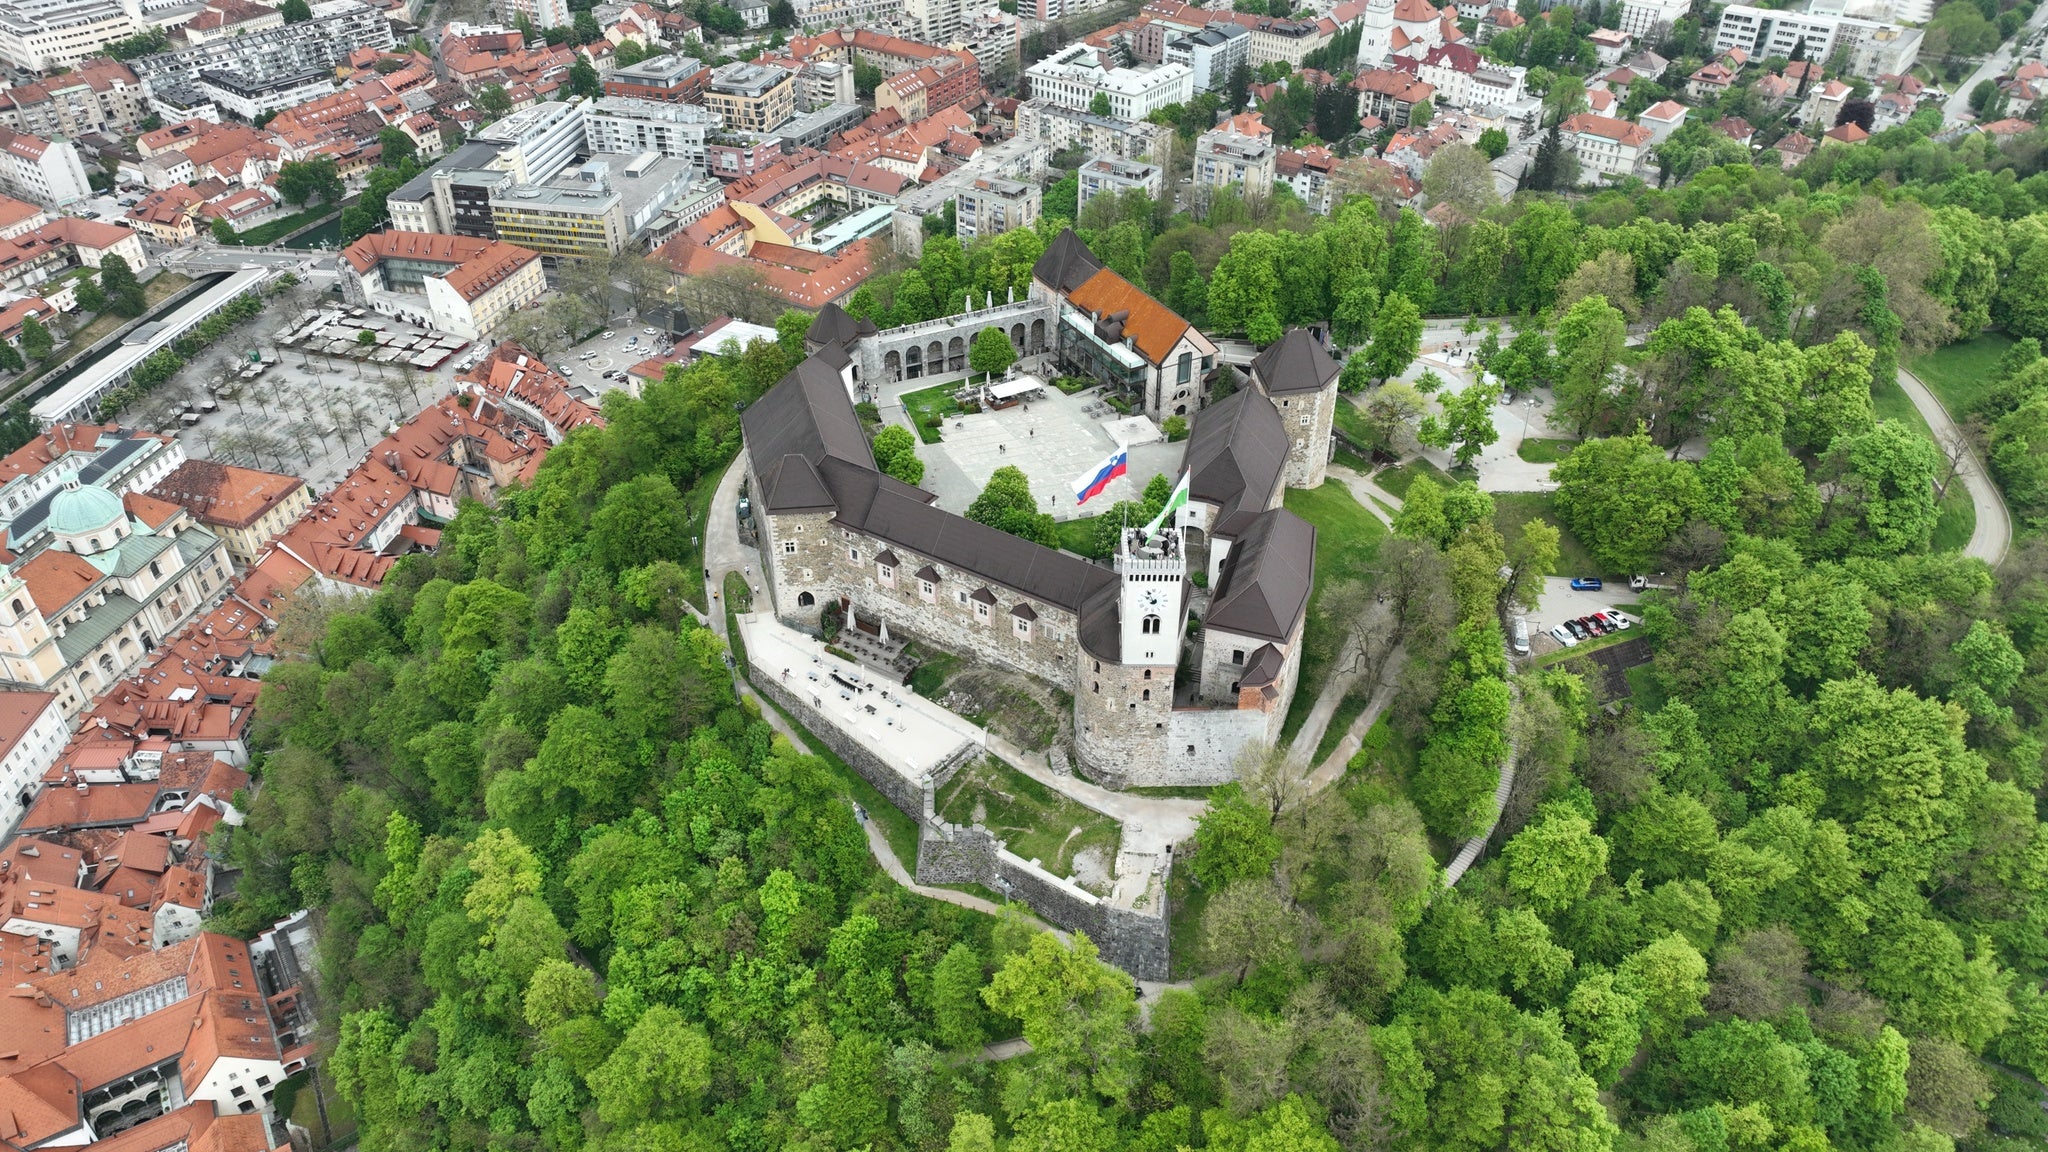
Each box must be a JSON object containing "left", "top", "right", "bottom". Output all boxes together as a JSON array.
[
  {"left": 1142, "top": 688, "right": 1151, "bottom": 701},
  {"left": 8, "top": 598, "right": 19, "bottom": 616},
  {"left": 88, "top": 537, "right": 99, "bottom": 551},
  {"left": 1142, "top": 614, "right": 1160, "bottom": 634},
  {"left": 797, "top": 591, "right": 815, "bottom": 607},
  {"left": 1143, "top": 669, "right": 1152, "bottom": 679}
]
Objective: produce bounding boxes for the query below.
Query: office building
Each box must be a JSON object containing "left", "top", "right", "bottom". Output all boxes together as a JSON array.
[
  {"left": 1618, "top": 0, "right": 1688, "bottom": 36},
  {"left": 602, "top": 54, "right": 711, "bottom": 103},
  {"left": 342, "top": 230, "right": 548, "bottom": 340},
  {"left": 1165, "top": 23, "right": 1251, "bottom": 94},
  {"left": 490, "top": 180, "right": 626, "bottom": 257},
  {"left": 705, "top": 62, "right": 796, "bottom": 132},
  {"left": 0, "top": 129, "right": 91, "bottom": 209},
  {"left": 472, "top": 98, "right": 587, "bottom": 184},
  {"left": 1025, "top": 43, "right": 1194, "bottom": 121},
  {"left": 1711, "top": 3, "right": 1921, "bottom": 77},
  {"left": 1194, "top": 110, "right": 1275, "bottom": 198}
]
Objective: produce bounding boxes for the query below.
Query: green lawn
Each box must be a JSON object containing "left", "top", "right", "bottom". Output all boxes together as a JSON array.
[
  {"left": 1055, "top": 515, "right": 1101, "bottom": 557},
  {"left": 1490, "top": 491, "right": 1598, "bottom": 578},
  {"left": 1906, "top": 332, "right": 2014, "bottom": 419},
  {"left": 935, "top": 756, "right": 1121, "bottom": 889},
  {"left": 1623, "top": 663, "right": 1666, "bottom": 713},
  {"left": 679, "top": 463, "right": 728, "bottom": 611},
  {"left": 1279, "top": 480, "right": 1389, "bottom": 743},
  {"left": 1870, "top": 373, "right": 1932, "bottom": 436},
  {"left": 1372, "top": 457, "right": 1455, "bottom": 499},
  {"left": 218, "top": 206, "right": 338, "bottom": 247},
  {"left": 1932, "top": 482, "right": 1976, "bottom": 553},
  {"left": 1516, "top": 437, "right": 1578, "bottom": 464},
  {"left": 1311, "top": 684, "right": 1376, "bottom": 766},
  {"left": 65, "top": 272, "right": 194, "bottom": 352},
  {"left": 1334, "top": 394, "right": 1376, "bottom": 447},
  {"left": 901, "top": 383, "right": 965, "bottom": 444}
]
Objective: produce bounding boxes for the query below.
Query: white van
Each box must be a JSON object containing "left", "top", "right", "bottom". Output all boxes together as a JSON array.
[{"left": 1512, "top": 616, "right": 1530, "bottom": 656}]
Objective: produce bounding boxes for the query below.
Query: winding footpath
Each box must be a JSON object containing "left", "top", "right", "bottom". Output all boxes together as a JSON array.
[{"left": 1897, "top": 367, "right": 2012, "bottom": 567}]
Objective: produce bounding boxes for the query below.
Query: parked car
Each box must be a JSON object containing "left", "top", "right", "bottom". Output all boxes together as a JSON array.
[
  {"left": 601, "top": 330, "right": 614, "bottom": 339},
  {"left": 557, "top": 365, "right": 574, "bottom": 377},
  {"left": 643, "top": 326, "right": 658, "bottom": 335},
  {"left": 1602, "top": 609, "right": 1634, "bottom": 629},
  {"left": 1589, "top": 615, "right": 1616, "bottom": 636},
  {"left": 1512, "top": 616, "right": 1530, "bottom": 655},
  {"left": 578, "top": 351, "right": 595, "bottom": 359},
  {"left": 1570, "top": 577, "right": 1603, "bottom": 591},
  {"left": 1629, "top": 574, "right": 1649, "bottom": 591},
  {"left": 1564, "top": 619, "right": 1589, "bottom": 640},
  {"left": 1549, "top": 624, "right": 1578, "bottom": 647}
]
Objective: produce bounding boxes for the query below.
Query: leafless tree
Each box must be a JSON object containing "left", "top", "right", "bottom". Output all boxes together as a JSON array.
[{"left": 1933, "top": 418, "right": 1983, "bottom": 501}]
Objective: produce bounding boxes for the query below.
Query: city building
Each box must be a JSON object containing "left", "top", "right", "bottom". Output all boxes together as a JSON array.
[
  {"left": 601, "top": 53, "right": 711, "bottom": 103},
  {"left": 1014, "top": 99, "right": 1172, "bottom": 161},
  {"left": 904, "top": 0, "right": 967, "bottom": 45},
  {"left": 128, "top": 0, "right": 396, "bottom": 103},
  {"left": 0, "top": 129, "right": 91, "bottom": 210},
  {"left": 955, "top": 176, "right": 1039, "bottom": 243},
  {"left": 1025, "top": 43, "right": 1195, "bottom": 121},
  {"left": 0, "top": 59, "right": 148, "bottom": 139},
  {"left": 148, "top": 461, "right": 315, "bottom": 567},
  {"left": 0, "top": 689, "right": 63, "bottom": 835},
  {"left": 1077, "top": 155, "right": 1164, "bottom": 212},
  {"left": 126, "top": 183, "right": 203, "bottom": 244},
  {"left": 489, "top": 180, "right": 626, "bottom": 258},
  {"left": 1589, "top": 27, "right": 1633, "bottom": 64},
  {"left": 1353, "top": 68, "right": 1436, "bottom": 128},
  {"left": 1164, "top": 22, "right": 1251, "bottom": 94},
  {"left": 583, "top": 96, "right": 721, "bottom": 166},
  {"left": 471, "top": 98, "right": 587, "bottom": 184},
  {"left": 1619, "top": 0, "right": 1688, "bottom": 36},
  {"left": 501, "top": 0, "right": 571, "bottom": 35},
  {"left": 1711, "top": 4, "right": 1921, "bottom": 79},
  {"left": 1409, "top": 42, "right": 1525, "bottom": 108},
  {"left": 1562, "top": 111, "right": 1654, "bottom": 177},
  {"left": 1276, "top": 144, "right": 1336, "bottom": 213},
  {"left": 0, "top": 0, "right": 137, "bottom": 73},
  {"left": 342, "top": 230, "right": 548, "bottom": 335},
  {"left": 705, "top": 61, "right": 797, "bottom": 133},
  {"left": 876, "top": 52, "right": 982, "bottom": 121},
  {"left": 1194, "top": 110, "right": 1276, "bottom": 199},
  {"left": 1638, "top": 98, "right": 1687, "bottom": 143}
]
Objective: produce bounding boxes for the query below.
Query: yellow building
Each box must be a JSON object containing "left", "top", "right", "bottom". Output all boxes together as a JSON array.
[
  {"left": 488, "top": 185, "right": 626, "bottom": 257},
  {"left": 704, "top": 61, "right": 795, "bottom": 133},
  {"left": 147, "top": 460, "right": 315, "bottom": 566}
]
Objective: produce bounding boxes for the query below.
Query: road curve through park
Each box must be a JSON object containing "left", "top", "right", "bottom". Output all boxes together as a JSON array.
[{"left": 1896, "top": 367, "right": 2012, "bottom": 568}]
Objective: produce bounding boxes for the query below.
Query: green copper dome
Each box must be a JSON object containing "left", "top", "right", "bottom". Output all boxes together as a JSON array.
[{"left": 48, "top": 478, "right": 124, "bottom": 538}]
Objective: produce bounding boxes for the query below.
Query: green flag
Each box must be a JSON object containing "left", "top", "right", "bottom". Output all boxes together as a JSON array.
[{"left": 1142, "top": 470, "right": 1190, "bottom": 543}]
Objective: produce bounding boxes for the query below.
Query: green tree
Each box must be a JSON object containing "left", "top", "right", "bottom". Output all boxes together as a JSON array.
[
  {"left": 1503, "top": 803, "right": 1610, "bottom": 913},
  {"left": 969, "top": 326, "right": 1017, "bottom": 381},
  {"left": 966, "top": 465, "right": 1056, "bottom": 546},
  {"left": 1477, "top": 126, "right": 1510, "bottom": 158},
  {"left": 210, "top": 215, "right": 235, "bottom": 244},
  {"left": 872, "top": 423, "right": 926, "bottom": 486},
  {"left": 17, "top": 316, "right": 52, "bottom": 363},
  {"left": 279, "top": 0, "right": 310, "bottom": 19},
  {"left": 1363, "top": 293, "right": 1422, "bottom": 382},
  {"left": 982, "top": 932, "right": 1142, "bottom": 1108},
  {"left": 376, "top": 125, "right": 416, "bottom": 169},
  {"left": 97, "top": 254, "right": 144, "bottom": 317},
  {"left": 1190, "top": 782, "right": 1281, "bottom": 888},
  {"left": 475, "top": 84, "right": 513, "bottom": 118},
  {"left": 1419, "top": 379, "right": 1501, "bottom": 467},
  {"left": 1551, "top": 430, "right": 1704, "bottom": 572},
  {"left": 932, "top": 942, "right": 987, "bottom": 1051},
  {"left": 1090, "top": 91, "right": 1113, "bottom": 117},
  {"left": 568, "top": 54, "right": 601, "bottom": 99},
  {"left": 276, "top": 156, "right": 344, "bottom": 207},
  {"left": 1552, "top": 293, "right": 1626, "bottom": 436},
  {"left": 587, "top": 1005, "right": 713, "bottom": 1125}
]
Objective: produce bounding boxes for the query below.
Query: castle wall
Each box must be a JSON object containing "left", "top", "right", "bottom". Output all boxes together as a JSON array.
[
  {"left": 749, "top": 663, "right": 979, "bottom": 817},
  {"left": 1198, "top": 623, "right": 1272, "bottom": 707},
  {"left": 1167, "top": 706, "right": 1270, "bottom": 783},
  {"left": 1073, "top": 656, "right": 1180, "bottom": 787},
  {"left": 758, "top": 509, "right": 1088, "bottom": 691},
  {"left": 1271, "top": 387, "right": 1336, "bottom": 488},
  {"left": 862, "top": 298, "right": 1058, "bottom": 391}
]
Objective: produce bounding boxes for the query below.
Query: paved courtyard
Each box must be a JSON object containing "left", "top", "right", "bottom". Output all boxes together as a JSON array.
[{"left": 911, "top": 385, "right": 1185, "bottom": 521}]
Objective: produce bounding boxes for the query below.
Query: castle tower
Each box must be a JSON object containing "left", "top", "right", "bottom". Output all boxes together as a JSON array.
[
  {"left": 1117, "top": 521, "right": 1185, "bottom": 665},
  {"left": 1072, "top": 516, "right": 1187, "bottom": 788},
  {"left": 1248, "top": 328, "right": 1343, "bottom": 488}
]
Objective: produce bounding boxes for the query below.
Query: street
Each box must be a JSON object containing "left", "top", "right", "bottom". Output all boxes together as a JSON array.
[{"left": 1942, "top": 1, "right": 2048, "bottom": 122}]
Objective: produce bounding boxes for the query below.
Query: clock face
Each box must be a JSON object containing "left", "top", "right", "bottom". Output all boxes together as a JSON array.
[{"left": 1143, "top": 590, "right": 1159, "bottom": 606}]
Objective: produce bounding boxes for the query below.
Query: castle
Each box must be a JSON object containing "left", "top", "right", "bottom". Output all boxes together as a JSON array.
[{"left": 741, "top": 231, "right": 1344, "bottom": 786}]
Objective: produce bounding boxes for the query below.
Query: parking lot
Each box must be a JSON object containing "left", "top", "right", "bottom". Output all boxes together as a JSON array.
[
  {"left": 556, "top": 324, "right": 673, "bottom": 396},
  {"left": 1521, "top": 577, "right": 1642, "bottom": 656}
]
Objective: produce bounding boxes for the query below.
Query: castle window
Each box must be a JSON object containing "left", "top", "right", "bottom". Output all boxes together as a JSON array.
[
  {"left": 1142, "top": 688, "right": 1150, "bottom": 700},
  {"left": 1094, "top": 660, "right": 1100, "bottom": 672},
  {"left": 1300, "top": 415, "right": 1312, "bottom": 427},
  {"left": 1013, "top": 616, "right": 1030, "bottom": 639},
  {"left": 783, "top": 540, "right": 797, "bottom": 554},
  {"left": 149, "top": 560, "right": 160, "bottom": 578},
  {"left": 975, "top": 601, "right": 989, "bottom": 621},
  {"left": 1187, "top": 745, "right": 1196, "bottom": 755},
  {"left": 798, "top": 591, "right": 815, "bottom": 607},
  {"left": 879, "top": 564, "right": 894, "bottom": 584},
  {"left": 1143, "top": 669, "right": 1151, "bottom": 679},
  {"left": 1177, "top": 351, "right": 1192, "bottom": 384},
  {"left": 8, "top": 599, "right": 17, "bottom": 615},
  {"left": 1142, "top": 614, "right": 1160, "bottom": 634},
  {"left": 849, "top": 548, "right": 859, "bottom": 562},
  {"left": 919, "top": 579, "right": 935, "bottom": 599},
  {"left": 1231, "top": 681, "right": 1240, "bottom": 693},
  {"left": 1093, "top": 681, "right": 1099, "bottom": 693}
]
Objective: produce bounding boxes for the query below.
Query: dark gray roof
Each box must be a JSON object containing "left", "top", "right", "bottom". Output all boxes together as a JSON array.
[
  {"left": 1184, "top": 389, "right": 1288, "bottom": 539},
  {"left": 744, "top": 355, "right": 875, "bottom": 513},
  {"left": 1010, "top": 601, "right": 1037, "bottom": 620},
  {"left": 970, "top": 586, "right": 998, "bottom": 604},
  {"left": 1240, "top": 642, "right": 1284, "bottom": 688},
  {"left": 1032, "top": 228, "right": 1104, "bottom": 296},
  {"left": 1206, "top": 508, "right": 1315, "bottom": 643},
  {"left": 1249, "top": 328, "right": 1340, "bottom": 395},
  {"left": 808, "top": 301, "right": 877, "bottom": 348},
  {"left": 875, "top": 548, "right": 898, "bottom": 566}
]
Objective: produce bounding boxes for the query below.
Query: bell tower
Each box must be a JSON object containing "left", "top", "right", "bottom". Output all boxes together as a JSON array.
[
  {"left": 1358, "top": 0, "right": 1395, "bottom": 68},
  {"left": 1116, "top": 520, "right": 1185, "bottom": 666}
]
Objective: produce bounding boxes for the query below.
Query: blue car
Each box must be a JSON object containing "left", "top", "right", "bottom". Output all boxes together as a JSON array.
[{"left": 1570, "top": 577, "right": 1603, "bottom": 591}]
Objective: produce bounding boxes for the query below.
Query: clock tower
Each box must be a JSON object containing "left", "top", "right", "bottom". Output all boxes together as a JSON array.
[{"left": 1116, "top": 518, "right": 1186, "bottom": 665}]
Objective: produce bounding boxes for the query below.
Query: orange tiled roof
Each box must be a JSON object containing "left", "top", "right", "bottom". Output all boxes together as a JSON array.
[{"left": 1066, "top": 268, "right": 1203, "bottom": 367}]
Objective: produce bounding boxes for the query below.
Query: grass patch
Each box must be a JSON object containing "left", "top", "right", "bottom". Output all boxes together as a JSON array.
[
  {"left": 1334, "top": 447, "right": 1376, "bottom": 474},
  {"left": 65, "top": 272, "right": 195, "bottom": 351},
  {"left": 1055, "top": 515, "right": 1101, "bottom": 557},
  {"left": 1311, "top": 685, "right": 1376, "bottom": 766},
  {"left": 1536, "top": 628, "right": 1632, "bottom": 666},
  {"left": 1906, "top": 332, "right": 2014, "bottom": 420},
  {"left": 278, "top": 1070, "right": 356, "bottom": 1148},
  {"left": 679, "top": 462, "right": 729, "bottom": 611},
  {"left": 1871, "top": 373, "right": 1935, "bottom": 438},
  {"left": 1373, "top": 456, "right": 1454, "bottom": 499},
  {"left": 1334, "top": 395, "right": 1377, "bottom": 447},
  {"left": 1623, "top": 663, "right": 1665, "bottom": 712},
  {"left": 1123, "top": 784, "right": 1219, "bottom": 799},
  {"left": 935, "top": 756, "right": 1120, "bottom": 888},
  {"left": 215, "top": 206, "right": 337, "bottom": 247},
  {"left": 907, "top": 646, "right": 959, "bottom": 699},
  {"left": 902, "top": 382, "right": 965, "bottom": 443},
  {"left": 1166, "top": 860, "right": 1209, "bottom": 981},
  {"left": 1516, "top": 437, "right": 1577, "bottom": 464},
  {"left": 1932, "top": 482, "right": 1976, "bottom": 553},
  {"left": 1280, "top": 480, "right": 1389, "bottom": 743},
  {"left": 1052, "top": 375, "right": 1094, "bottom": 394},
  {"left": 1490, "top": 491, "right": 1598, "bottom": 578}
]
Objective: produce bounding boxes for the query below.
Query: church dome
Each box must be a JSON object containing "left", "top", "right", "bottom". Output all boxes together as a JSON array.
[{"left": 48, "top": 477, "right": 124, "bottom": 539}]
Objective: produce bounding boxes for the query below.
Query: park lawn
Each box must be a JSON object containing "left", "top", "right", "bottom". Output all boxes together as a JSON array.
[
  {"left": 934, "top": 756, "right": 1121, "bottom": 888},
  {"left": 1906, "top": 332, "right": 2014, "bottom": 419},
  {"left": 1517, "top": 437, "right": 1577, "bottom": 464},
  {"left": 1278, "top": 480, "right": 1388, "bottom": 743},
  {"left": 1871, "top": 373, "right": 1936, "bottom": 437},
  {"left": 901, "top": 383, "right": 964, "bottom": 444},
  {"left": 1372, "top": 456, "right": 1454, "bottom": 499},
  {"left": 1333, "top": 394, "right": 1375, "bottom": 446},
  {"left": 1932, "top": 483, "right": 1976, "bottom": 553},
  {"left": 1055, "top": 515, "right": 1100, "bottom": 557},
  {"left": 1490, "top": 491, "right": 1598, "bottom": 577},
  {"left": 679, "top": 462, "right": 728, "bottom": 610},
  {"left": 216, "top": 206, "right": 336, "bottom": 247}
]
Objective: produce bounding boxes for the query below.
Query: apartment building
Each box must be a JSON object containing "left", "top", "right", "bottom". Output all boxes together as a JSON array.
[
  {"left": 0, "top": 59, "right": 148, "bottom": 140},
  {"left": 1619, "top": 0, "right": 1687, "bottom": 36},
  {"left": 0, "top": 689, "right": 63, "bottom": 836},
  {"left": 956, "top": 176, "right": 1040, "bottom": 242},
  {"left": 1194, "top": 110, "right": 1276, "bottom": 197},
  {"left": 0, "top": 130, "right": 91, "bottom": 209},
  {"left": 905, "top": 0, "right": 967, "bottom": 45},
  {"left": 490, "top": 183, "right": 627, "bottom": 257},
  {"left": 1164, "top": 23, "right": 1251, "bottom": 94},
  {"left": 1562, "top": 111, "right": 1654, "bottom": 177},
  {"left": 601, "top": 54, "right": 711, "bottom": 103},
  {"left": 0, "top": 0, "right": 138, "bottom": 73},
  {"left": 584, "top": 96, "right": 721, "bottom": 166},
  {"left": 148, "top": 461, "right": 314, "bottom": 566},
  {"left": 502, "top": 0, "right": 571, "bottom": 34},
  {"left": 472, "top": 99, "right": 588, "bottom": 184},
  {"left": 705, "top": 62, "right": 796, "bottom": 132},
  {"left": 1711, "top": 4, "right": 1922, "bottom": 78},
  {"left": 1025, "top": 43, "right": 1194, "bottom": 120},
  {"left": 1077, "top": 155, "right": 1164, "bottom": 211},
  {"left": 1014, "top": 99, "right": 1171, "bottom": 160},
  {"left": 877, "top": 52, "right": 982, "bottom": 120},
  {"left": 128, "top": 0, "right": 395, "bottom": 96}
]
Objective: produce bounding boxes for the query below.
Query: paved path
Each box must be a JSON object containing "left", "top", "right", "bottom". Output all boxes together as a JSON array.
[
  {"left": 1943, "top": 3, "right": 2048, "bottom": 123},
  {"left": 704, "top": 451, "right": 754, "bottom": 630},
  {"left": 1302, "top": 677, "right": 1400, "bottom": 797},
  {"left": 1443, "top": 641, "right": 1521, "bottom": 888},
  {"left": 1897, "top": 367, "right": 2012, "bottom": 567},
  {"left": 984, "top": 732, "right": 1204, "bottom": 857},
  {"left": 1326, "top": 462, "right": 1402, "bottom": 526}
]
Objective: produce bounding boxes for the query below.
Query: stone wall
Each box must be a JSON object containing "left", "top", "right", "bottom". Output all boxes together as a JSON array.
[
  {"left": 748, "top": 662, "right": 975, "bottom": 818},
  {"left": 1073, "top": 656, "right": 1178, "bottom": 787},
  {"left": 861, "top": 298, "right": 1058, "bottom": 390},
  {"left": 915, "top": 819, "right": 1170, "bottom": 979},
  {"left": 1271, "top": 385, "right": 1337, "bottom": 489},
  {"left": 1165, "top": 706, "right": 1269, "bottom": 784}
]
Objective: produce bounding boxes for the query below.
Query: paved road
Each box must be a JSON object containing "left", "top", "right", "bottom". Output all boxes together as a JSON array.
[
  {"left": 1898, "top": 367, "right": 2012, "bottom": 567},
  {"left": 1944, "top": 3, "right": 2048, "bottom": 123}
]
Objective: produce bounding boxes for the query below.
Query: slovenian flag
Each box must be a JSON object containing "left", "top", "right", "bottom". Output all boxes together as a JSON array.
[
  {"left": 1143, "top": 470, "right": 1190, "bottom": 542},
  {"left": 1073, "top": 445, "right": 1127, "bottom": 506}
]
